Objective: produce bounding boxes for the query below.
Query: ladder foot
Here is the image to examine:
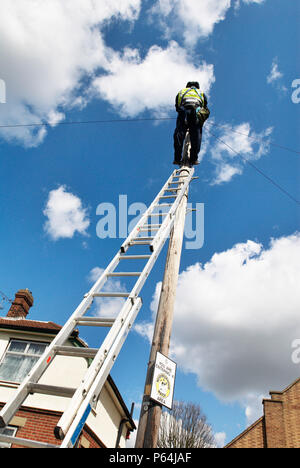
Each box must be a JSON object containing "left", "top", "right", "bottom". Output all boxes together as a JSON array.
[{"left": 54, "top": 426, "right": 65, "bottom": 440}]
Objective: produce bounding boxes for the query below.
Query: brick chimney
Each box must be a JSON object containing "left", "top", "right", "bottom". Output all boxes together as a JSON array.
[{"left": 7, "top": 289, "right": 34, "bottom": 319}]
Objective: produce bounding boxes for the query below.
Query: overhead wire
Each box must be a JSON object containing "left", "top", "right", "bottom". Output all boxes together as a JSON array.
[
  {"left": 0, "top": 116, "right": 299, "bottom": 155},
  {"left": 206, "top": 128, "right": 300, "bottom": 207},
  {"left": 0, "top": 114, "right": 299, "bottom": 205}
]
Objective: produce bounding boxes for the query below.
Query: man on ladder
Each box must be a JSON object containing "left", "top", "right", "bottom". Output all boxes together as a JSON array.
[{"left": 173, "top": 81, "right": 210, "bottom": 166}]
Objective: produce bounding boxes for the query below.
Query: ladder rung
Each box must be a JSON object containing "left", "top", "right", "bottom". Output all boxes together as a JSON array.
[
  {"left": 27, "top": 383, "right": 76, "bottom": 398},
  {"left": 148, "top": 213, "right": 168, "bottom": 217},
  {"left": 75, "top": 317, "right": 115, "bottom": 327},
  {"left": 154, "top": 203, "right": 173, "bottom": 208},
  {"left": 53, "top": 346, "right": 98, "bottom": 358},
  {"left": 133, "top": 237, "right": 154, "bottom": 241},
  {"left": 159, "top": 195, "right": 177, "bottom": 199},
  {"left": 139, "top": 227, "right": 160, "bottom": 232},
  {"left": 119, "top": 255, "right": 151, "bottom": 259},
  {"left": 92, "top": 292, "right": 130, "bottom": 298},
  {"left": 130, "top": 240, "right": 152, "bottom": 245},
  {"left": 142, "top": 224, "right": 162, "bottom": 229},
  {"left": 0, "top": 434, "right": 58, "bottom": 449},
  {"left": 107, "top": 272, "right": 141, "bottom": 277},
  {"left": 165, "top": 188, "right": 178, "bottom": 192}
]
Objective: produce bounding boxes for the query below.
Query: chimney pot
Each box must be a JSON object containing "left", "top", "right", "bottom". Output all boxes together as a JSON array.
[{"left": 7, "top": 289, "right": 34, "bottom": 319}]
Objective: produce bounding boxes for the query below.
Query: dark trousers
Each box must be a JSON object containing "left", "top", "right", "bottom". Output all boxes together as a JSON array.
[{"left": 173, "top": 108, "right": 202, "bottom": 163}]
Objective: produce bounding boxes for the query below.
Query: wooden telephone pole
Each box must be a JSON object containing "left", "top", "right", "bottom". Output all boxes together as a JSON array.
[{"left": 135, "top": 140, "right": 192, "bottom": 448}]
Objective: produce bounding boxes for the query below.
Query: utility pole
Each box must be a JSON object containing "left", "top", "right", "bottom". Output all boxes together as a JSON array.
[{"left": 135, "top": 153, "right": 192, "bottom": 448}]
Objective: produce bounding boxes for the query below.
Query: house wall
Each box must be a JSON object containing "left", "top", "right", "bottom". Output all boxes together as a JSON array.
[{"left": 0, "top": 328, "right": 130, "bottom": 448}]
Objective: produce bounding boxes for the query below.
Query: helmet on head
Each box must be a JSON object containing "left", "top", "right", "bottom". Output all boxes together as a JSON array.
[{"left": 186, "top": 81, "right": 200, "bottom": 89}]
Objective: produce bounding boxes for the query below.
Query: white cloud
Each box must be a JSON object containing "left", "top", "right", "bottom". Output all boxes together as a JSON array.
[
  {"left": 152, "top": 0, "right": 265, "bottom": 45},
  {"left": 213, "top": 163, "right": 242, "bottom": 185},
  {"left": 136, "top": 233, "right": 300, "bottom": 425},
  {"left": 235, "top": 0, "right": 265, "bottom": 8},
  {"left": 92, "top": 41, "right": 215, "bottom": 117},
  {"left": 214, "top": 431, "right": 227, "bottom": 448},
  {"left": 151, "top": 0, "right": 231, "bottom": 45},
  {"left": 266, "top": 58, "right": 287, "bottom": 94},
  {"left": 43, "top": 185, "right": 90, "bottom": 240},
  {"left": 267, "top": 58, "right": 283, "bottom": 84},
  {"left": 209, "top": 123, "right": 273, "bottom": 184},
  {"left": 0, "top": 0, "right": 141, "bottom": 146}
]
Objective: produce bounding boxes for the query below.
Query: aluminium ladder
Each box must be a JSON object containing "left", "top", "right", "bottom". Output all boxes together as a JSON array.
[{"left": 0, "top": 161, "right": 195, "bottom": 449}]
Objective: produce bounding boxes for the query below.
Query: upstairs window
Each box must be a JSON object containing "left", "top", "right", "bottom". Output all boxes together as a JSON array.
[{"left": 0, "top": 339, "right": 47, "bottom": 383}]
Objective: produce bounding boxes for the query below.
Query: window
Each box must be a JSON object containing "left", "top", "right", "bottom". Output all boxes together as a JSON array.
[
  {"left": 0, "top": 426, "right": 17, "bottom": 448},
  {"left": 0, "top": 339, "right": 47, "bottom": 383}
]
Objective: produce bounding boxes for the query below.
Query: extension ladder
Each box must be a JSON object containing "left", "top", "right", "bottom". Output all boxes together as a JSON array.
[{"left": 0, "top": 158, "right": 195, "bottom": 449}]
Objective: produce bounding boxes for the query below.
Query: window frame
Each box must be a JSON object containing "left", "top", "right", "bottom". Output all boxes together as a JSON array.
[
  {"left": 0, "top": 425, "right": 18, "bottom": 448},
  {"left": 0, "top": 338, "right": 48, "bottom": 384}
]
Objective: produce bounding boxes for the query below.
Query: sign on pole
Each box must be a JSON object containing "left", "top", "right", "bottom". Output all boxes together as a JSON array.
[{"left": 150, "top": 351, "right": 176, "bottom": 410}]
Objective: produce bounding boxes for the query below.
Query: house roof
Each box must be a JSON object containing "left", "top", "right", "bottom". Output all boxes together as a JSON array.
[
  {"left": 224, "top": 416, "right": 264, "bottom": 448},
  {"left": 0, "top": 317, "right": 63, "bottom": 333}
]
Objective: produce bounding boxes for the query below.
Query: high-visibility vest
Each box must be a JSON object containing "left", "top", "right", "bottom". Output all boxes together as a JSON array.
[{"left": 177, "top": 87, "right": 205, "bottom": 108}]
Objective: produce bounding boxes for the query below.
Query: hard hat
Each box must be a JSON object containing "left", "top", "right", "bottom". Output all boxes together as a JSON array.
[{"left": 186, "top": 81, "right": 200, "bottom": 89}]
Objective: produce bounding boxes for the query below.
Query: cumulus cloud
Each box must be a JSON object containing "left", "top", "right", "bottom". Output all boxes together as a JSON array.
[
  {"left": 209, "top": 123, "right": 273, "bottom": 184},
  {"left": 43, "top": 185, "right": 90, "bottom": 240},
  {"left": 152, "top": 0, "right": 265, "bottom": 45},
  {"left": 0, "top": 0, "right": 217, "bottom": 146},
  {"left": 151, "top": 0, "right": 231, "bottom": 45},
  {"left": 0, "top": 0, "right": 141, "bottom": 146},
  {"left": 136, "top": 233, "right": 300, "bottom": 425},
  {"left": 92, "top": 41, "right": 215, "bottom": 117}
]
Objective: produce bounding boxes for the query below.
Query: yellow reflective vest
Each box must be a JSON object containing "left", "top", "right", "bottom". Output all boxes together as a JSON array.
[{"left": 176, "top": 87, "right": 206, "bottom": 108}]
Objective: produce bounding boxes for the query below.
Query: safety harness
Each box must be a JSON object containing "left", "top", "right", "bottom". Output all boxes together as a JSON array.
[{"left": 177, "top": 87, "right": 205, "bottom": 109}]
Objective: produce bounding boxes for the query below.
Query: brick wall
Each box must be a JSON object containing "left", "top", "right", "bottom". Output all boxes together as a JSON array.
[
  {"left": 0, "top": 403, "right": 105, "bottom": 448},
  {"left": 263, "top": 400, "right": 285, "bottom": 448},
  {"left": 226, "top": 377, "right": 300, "bottom": 448}
]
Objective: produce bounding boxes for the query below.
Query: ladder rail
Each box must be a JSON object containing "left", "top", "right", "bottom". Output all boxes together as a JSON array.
[{"left": 0, "top": 433, "right": 59, "bottom": 449}]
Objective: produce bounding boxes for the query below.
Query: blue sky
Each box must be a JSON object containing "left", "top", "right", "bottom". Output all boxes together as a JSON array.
[{"left": 0, "top": 0, "right": 299, "bottom": 447}]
